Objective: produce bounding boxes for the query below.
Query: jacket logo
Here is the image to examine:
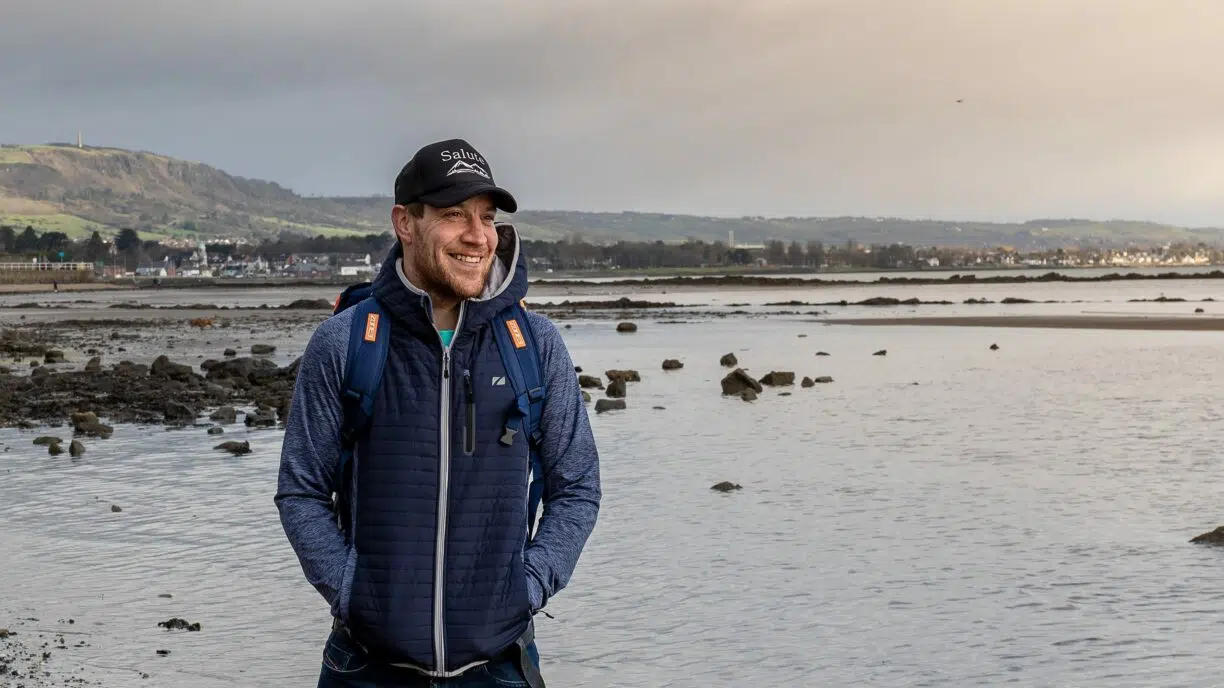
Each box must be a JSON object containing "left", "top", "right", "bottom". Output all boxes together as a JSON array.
[
  {"left": 491, "top": 376, "right": 507, "bottom": 386},
  {"left": 505, "top": 319, "right": 527, "bottom": 349},
  {"left": 363, "top": 313, "right": 380, "bottom": 342},
  {"left": 445, "top": 160, "right": 490, "bottom": 179}
]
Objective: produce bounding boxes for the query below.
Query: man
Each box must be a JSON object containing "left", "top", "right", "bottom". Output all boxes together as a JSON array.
[{"left": 275, "top": 138, "right": 601, "bottom": 687}]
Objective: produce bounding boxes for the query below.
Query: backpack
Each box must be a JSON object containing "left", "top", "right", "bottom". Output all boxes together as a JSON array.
[{"left": 329, "top": 281, "right": 548, "bottom": 547}]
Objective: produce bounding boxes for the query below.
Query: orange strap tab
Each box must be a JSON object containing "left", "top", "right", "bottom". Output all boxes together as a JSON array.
[
  {"left": 363, "top": 313, "right": 380, "bottom": 342},
  {"left": 505, "top": 318, "right": 527, "bottom": 349}
]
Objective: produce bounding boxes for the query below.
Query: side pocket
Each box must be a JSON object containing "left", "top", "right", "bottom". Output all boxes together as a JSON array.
[
  {"left": 321, "top": 629, "right": 370, "bottom": 675},
  {"left": 338, "top": 544, "right": 357, "bottom": 623}
]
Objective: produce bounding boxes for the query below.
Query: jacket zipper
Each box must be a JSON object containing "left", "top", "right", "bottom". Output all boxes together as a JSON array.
[
  {"left": 463, "top": 370, "right": 475, "bottom": 455},
  {"left": 433, "top": 302, "right": 465, "bottom": 674}
]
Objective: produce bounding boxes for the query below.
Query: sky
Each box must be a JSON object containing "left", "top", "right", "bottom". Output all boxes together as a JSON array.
[{"left": 4, "top": 0, "right": 1224, "bottom": 226}]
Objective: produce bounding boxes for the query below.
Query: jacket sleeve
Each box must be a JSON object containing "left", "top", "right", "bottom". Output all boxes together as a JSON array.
[
  {"left": 273, "top": 311, "right": 355, "bottom": 618},
  {"left": 523, "top": 312, "right": 603, "bottom": 611}
]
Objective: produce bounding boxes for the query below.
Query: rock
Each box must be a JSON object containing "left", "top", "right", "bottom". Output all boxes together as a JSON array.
[
  {"left": 69, "top": 440, "right": 85, "bottom": 457},
  {"left": 157, "top": 618, "right": 201, "bottom": 632},
  {"left": 283, "top": 298, "right": 333, "bottom": 310},
  {"left": 606, "top": 379, "right": 627, "bottom": 398},
  {"left": 661, "top": 359, "right": 683, "bottom": 370},
  {"left": 801, "top": 376, "right": 815, "bottom": 388},
  {"left": 164, "top": 402, "right": 196, "bottom": 423},
  {"left": 215, "top": 440, "right": 252, "bottom": 456},
  {"left": 210, "top": 405, "right": 237, "bottom": 423},
  {"left": 652, "top": 405, "right": 666, "bottom": 410},
  {"left": 32, "top": 436, "right": 62, "bottom": 446},
  {"left": 740, "top": 389, "right": 758, "bottom": 401},
  {"left": 711, "top": 481, "right": 742, "bottom": 492},
  {"left": 779, "top": 392, "right": 792, "bottom": 396},
  {"left": 990, "top": 343, "right": 999, "bottom": 350},
  {"left": 816, "top": 351, "right": 830, "bottom": 356},
  {"left": 205, "top": 357, "right": 278, "bottom": 382},
  {"left": 48, "top": 441, "right": 64, "bottom": 455},
  {"left": 605, "top": 369, "right": 641, "bottom": 383},
  {"left": 111, "top": 504, "right": 122, "bottom": 513},
  {"left": 244, "top": 408, "right": 278, "bottom": 428},
  {"left": 812, "top": 375, "right": 833, "bottom": 384},
  {"left": 721, "top": 368, "right": 763, "bottom": 396},
  {"left": 151, "top": 355, "right": 198, "bottom": 382},
  {"left": 578, "top": 375, "right": 604, "bottom": 389},
  {"left": 616, "top": 322, "right": 637, "bottom": 333},
  {"left": 581, "top": 391, "right": 591, "bottom": 403},
  {"left": 1190, "top": 526, "right": 1224, "bottom": 544},
  {"left": 223, "top": 348, "right": 237, "bottom": 357},
  {"left": 251, "top": 344, "right": 276, "bottom": 355},
  {"left": 207, "top": 426, "right": 224, "bottom": 435},
  {"left": 85, "top": 356, "right": 102, "bottom": 373},
  {"left": 873, "top": 349, "right": 887, "bottom": 356},
  {"left": 74, "top": 421, "right": 114, "bottom": 439},
  {"left": 594, "top": 398, "right": 626, "bottom": 414},
  {"left": 759, "top": 371, "right": 795, "bottom": 386},
  {"left": 1195, "top": 307, "right": 1205, "bottom": 314},
  {"left": 719, "top": 352, "right": 738, "bottom": 367},
  {"left": 44, "top": 350, "right": 65, "bottom": 364},
  {"left": 797, "top": 334, "right": 808, "bottom": 338}
]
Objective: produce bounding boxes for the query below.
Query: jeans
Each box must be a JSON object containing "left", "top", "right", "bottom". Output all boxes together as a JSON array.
[{"left": 315, "top": 627, "right": 544, "bottom": 688}]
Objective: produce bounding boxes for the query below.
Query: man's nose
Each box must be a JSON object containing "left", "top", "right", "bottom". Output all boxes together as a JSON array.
[{"left": 460, "top": 216, "right": 485, "bottom": 243}]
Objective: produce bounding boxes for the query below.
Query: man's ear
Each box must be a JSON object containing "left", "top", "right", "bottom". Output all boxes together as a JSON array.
[{"left": 391, "top": 205, "right": 413, "bottom": 245}]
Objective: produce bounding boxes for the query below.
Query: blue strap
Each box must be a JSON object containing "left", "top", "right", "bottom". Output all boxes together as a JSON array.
[
  {"left": 335, "top": 296, "right": 389, "bottom": 540},
  {"left": 491, "top": 303, "right": 548, "bottom": 539}
]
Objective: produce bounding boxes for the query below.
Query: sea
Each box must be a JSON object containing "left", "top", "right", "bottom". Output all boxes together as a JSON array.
[{"left": 3, "top": 268, "right": 1224, "bottom": 687}]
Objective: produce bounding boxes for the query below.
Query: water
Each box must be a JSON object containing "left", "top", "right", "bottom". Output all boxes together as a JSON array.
[{"left": 4, "top": 283, "right": 1224, "bottom": 686}]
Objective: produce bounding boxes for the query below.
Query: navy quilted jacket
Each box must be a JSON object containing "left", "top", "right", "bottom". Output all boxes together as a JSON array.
[{"left": 275, "top": 225, "right": 601, "bottom": 676}]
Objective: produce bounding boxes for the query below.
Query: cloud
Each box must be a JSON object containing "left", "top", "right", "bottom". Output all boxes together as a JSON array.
[{"left": 5, "top": 0, "right": 1224, "bottom": 225}]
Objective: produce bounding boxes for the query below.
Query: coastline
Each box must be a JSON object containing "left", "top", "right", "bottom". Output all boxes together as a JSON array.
[
  {"left": 5, "top": 266, "right": 1224, "bottom": 295},
  {"left": 821, "top": 314, "right": 1224, "bottom": 331}
]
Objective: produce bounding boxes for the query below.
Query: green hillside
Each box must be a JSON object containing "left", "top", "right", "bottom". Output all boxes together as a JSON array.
[{"left": 1, "top": 143, "right": 1220, "bottom": 249}]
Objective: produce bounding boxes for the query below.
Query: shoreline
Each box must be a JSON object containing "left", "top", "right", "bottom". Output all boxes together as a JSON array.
[
  {"left": 821, "top": 314, "right": 1224, "bottom": 331},
  {"left": 4, "top": 266, "right": 1224, "bottom": 295}
]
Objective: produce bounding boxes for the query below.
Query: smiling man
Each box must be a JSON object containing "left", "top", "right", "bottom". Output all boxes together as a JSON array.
[{"left": 275, "top": 139, "right": 602, "bottom": 687}]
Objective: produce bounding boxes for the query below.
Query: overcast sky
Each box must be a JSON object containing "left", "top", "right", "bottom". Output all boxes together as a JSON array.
[{"left": 5, "top": 0, "right": 1224, "bottom": 225}]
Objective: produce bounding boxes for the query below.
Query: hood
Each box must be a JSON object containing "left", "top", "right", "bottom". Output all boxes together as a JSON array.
[{"left": 370, "top": 222, "right": 529, "bottom": 340}]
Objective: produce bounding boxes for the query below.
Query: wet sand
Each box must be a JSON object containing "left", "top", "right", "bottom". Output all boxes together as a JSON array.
[{"left": 821, "top": 314, "right": 1224, "bottom": 331}]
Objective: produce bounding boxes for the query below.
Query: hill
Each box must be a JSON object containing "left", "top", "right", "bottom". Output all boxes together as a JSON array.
[{"left": 1, "top": 143, "right": 1221, "bottom": 249}]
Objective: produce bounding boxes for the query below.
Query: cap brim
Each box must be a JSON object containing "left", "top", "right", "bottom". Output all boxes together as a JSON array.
[{"left": 419, "top": 182, "right": 518, "bottom": 214}]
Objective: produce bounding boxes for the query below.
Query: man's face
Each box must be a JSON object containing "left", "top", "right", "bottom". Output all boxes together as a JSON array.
[{"left": 394, "top": 195, "right": 499, "bottom": 307}]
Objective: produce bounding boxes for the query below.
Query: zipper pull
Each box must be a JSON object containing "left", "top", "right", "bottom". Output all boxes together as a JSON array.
[
  {"left": 464, "top": 370, "right": 475, "bottom": 455},
  {"left": 443, "top": 350, "right": 450, "bottom": 379}
]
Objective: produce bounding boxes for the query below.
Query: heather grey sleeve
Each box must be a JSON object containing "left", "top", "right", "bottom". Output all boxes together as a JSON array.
[
  {"left": 274, "top": 309, "right": 355, "bottom": 619},
  {"left": 523, "top": 312, "right": 602, "bottom": 611}
]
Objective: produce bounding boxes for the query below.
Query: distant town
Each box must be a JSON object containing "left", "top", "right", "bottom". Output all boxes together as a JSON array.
[{"left": 0, "top": 224, "right": 1220, "bottom": 282}]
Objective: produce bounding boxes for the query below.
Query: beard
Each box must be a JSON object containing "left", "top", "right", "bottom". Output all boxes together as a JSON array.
[{"left": 407, "top": 245, "right": 492, "bottom": 303}]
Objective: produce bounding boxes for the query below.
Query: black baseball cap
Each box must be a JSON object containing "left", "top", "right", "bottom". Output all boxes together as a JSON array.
[{"left": 393, "top": 138, "right": 517, "bottom": 213}]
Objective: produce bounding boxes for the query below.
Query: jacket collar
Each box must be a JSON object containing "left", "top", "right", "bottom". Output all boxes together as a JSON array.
[{"left": 371, "top": 223, "right": 528, "bottom": 341}]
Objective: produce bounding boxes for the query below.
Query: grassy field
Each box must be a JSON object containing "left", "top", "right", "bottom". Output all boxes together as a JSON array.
[
  {"left": 0, "top": 213, "right": 174, "bottom": 242},
  {"left": 257, "top": 216, "right": 384, "bottom": 238}
]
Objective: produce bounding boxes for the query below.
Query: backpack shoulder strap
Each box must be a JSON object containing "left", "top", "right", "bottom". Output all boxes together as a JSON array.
[
  {"left": 334, "top": 295, "right": 389, "bottom": 538},
  {"left": 491, "top": 301, "right": 548, "bottom": 539}
]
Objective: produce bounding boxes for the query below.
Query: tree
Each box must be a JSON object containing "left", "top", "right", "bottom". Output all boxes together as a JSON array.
[
  {"left": 16, "top": 226, "right": 38, "bottom": 252},
  {"left": 85, "top": 231, "right": 107, "bottom": 262},
  {"left": 765, "top": 240, "right": 787, "bottom": 265},
  {"left": 0, "top": 225, "right": 15, "bottom": 253},
  {"left": 786, "top": 240, "right": 804, "bottom": 266},
  {"left": 40, "top": 231, "right": 70, "bottom": 254},
  {"left": 806, "top": 240, "right": 825, "bottom": 268},
  {"left": 115, "top": 228, "right": 142, "bottom": 255}
]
